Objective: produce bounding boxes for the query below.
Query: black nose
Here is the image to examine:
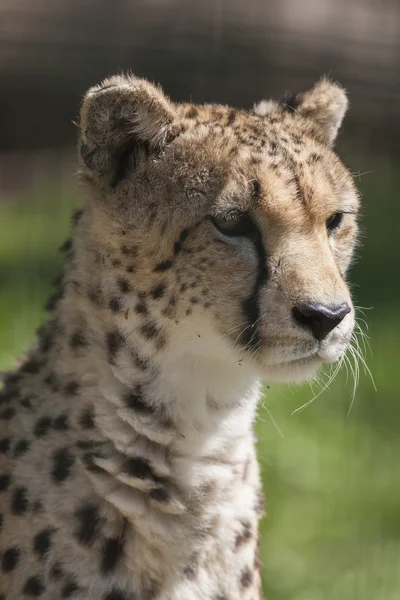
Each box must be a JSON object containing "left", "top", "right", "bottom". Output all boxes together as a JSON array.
[{"left": 292, "top": 302, "right": 351, "bottom": 341}]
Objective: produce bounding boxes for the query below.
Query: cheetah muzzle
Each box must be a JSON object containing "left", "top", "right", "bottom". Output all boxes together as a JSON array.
[{"left": 0, "top": 74, "right": 359, "bottom": 600}]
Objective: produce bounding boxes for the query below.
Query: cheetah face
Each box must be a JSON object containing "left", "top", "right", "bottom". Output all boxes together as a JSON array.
[{"left": 79, "top": 75, "right": 359, "bottom": 384}]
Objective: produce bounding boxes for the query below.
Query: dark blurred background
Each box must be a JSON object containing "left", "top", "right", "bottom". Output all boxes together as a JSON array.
[{"left": 1, "top": 1, "right": 399, "bottom": 598}]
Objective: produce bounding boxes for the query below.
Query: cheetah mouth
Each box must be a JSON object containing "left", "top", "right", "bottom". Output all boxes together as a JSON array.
[
  {"left": 259, "top": 353, "right": 322, "bottom": 383},
  {"left": 262, "top": 330, "right": 352, "bottom": 367},
  {"left": 258, "top": 337, "right": 351, "bottom": 383},
  {"left": 276, "top": 353, "right": 322, "bottom": 370}
]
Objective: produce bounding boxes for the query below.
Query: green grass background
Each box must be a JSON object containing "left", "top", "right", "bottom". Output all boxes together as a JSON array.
[{"left": 0, "top": 162, "right": 399, "bottom": 600}]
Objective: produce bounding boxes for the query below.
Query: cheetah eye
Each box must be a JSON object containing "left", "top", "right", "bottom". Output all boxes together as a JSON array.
[
  {"left": 326, "top": 212, "right": 343, "bottom": 232},
  {"left": 211, "top": 212, "right": 254, "bottom": 237}
]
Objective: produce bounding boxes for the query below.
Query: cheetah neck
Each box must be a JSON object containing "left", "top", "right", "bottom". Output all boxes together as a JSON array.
[{"left": 39, "top": 271, "right": 262, "bottom": 565}]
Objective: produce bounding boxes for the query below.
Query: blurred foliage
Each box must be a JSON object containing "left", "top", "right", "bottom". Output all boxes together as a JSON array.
[{"left": 0, "top": 157, "right": 399, "bottom": 598}]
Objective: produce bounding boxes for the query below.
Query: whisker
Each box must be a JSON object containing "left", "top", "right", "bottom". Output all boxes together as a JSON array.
[
  {"left": 292, "top": 354, "right": 344, "bottom": 415},
  {"left": 350, "top": 170, "right": 376, "bottom": 180},
  {"left": 351, "top": 342, "right": 376, "bottom": 391},
  {"left": 258, "top": 397, "right": 284, "bottom": 438},
  {"left": 346, "top": 343, "right": 359, "bottom": 416}
]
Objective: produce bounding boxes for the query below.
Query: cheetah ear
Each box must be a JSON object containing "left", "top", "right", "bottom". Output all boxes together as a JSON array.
[
  {"left": 283, "top": 79, "right": 348, "bottom": 146},
  {"left": 79, "top": 74, "right": 177, "bottom": 187}
]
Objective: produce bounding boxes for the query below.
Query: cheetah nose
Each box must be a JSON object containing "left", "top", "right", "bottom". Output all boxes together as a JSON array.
[{"left": 292, "top": 302, "right": 351, "bottom": 341}]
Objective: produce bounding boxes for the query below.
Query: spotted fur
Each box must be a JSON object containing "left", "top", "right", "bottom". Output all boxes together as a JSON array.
[{"left": 0, "top": 74, "right": 359, "bottom": 599}]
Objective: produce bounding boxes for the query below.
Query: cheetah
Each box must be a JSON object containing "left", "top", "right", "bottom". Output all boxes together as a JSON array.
[{"left": 0, "top": 74, "right": 359, "bottom": 599}]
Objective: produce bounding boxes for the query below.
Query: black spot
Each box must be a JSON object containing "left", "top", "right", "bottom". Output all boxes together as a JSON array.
[
  {"left": 11, "top": 487, "right": 28, "bottom": 515},
  {"left": 51, "top": 448, "right": 75, "bottom": 483},
  {"left": 139, "top": 322, "right": 166, "bottom": 350},
  {"left": 21, "top": 358, "right": 41, "bottom": 375},
  {"left": 0, "top": 438, "right": 11, "bottom": 454},
  {"left": 88, "top": 285, "right": 103, "bottom": 305},
  {"left": 72, "top": 209, "right": 83, "bottom": 225},
  {"left": 61, "top": 580, "right": 79, "bottom": 598},
  {"left": 132, "top": 351, "right": 149, "bottom": 371},
  {"left": 51, "top": 273, "right": 63, "bottom": 287},
  {"left": 140, "top": 321, "right": 159, "bottom": 341},
  {"left": 13, "top": 439, "right": 31, "bottom": 457},
  {"left": 124, "top": 388, "right": 153, "bottom": 414},
  {"left": 307, "top": 152, "right": 322, "bottom": 165},
  {"left": 101, "top": 535, "right": 125, "bottom": 574},
  {"left": 74, "top": 503, "right": 101, "bottom": 546},
  {"left": 78, "top": 408, "right": 95, "bottom": 430},
  {"left": 45, "top": 287, "right": 64, "bottom": 311},
  {"left": 0, "top": 389, "right": 13, "bottom": 405},
  {"left": 20, "top": 397, "right": 33, "bottom": 409},
  {"left": 104, "top": 590, "right": 127, "bottom": 600},
  {"left": 112, "top": 258, "right": 122, "bottom": 268},
  {"left": 34, "top": 417, "right": 53, "bottom": 438},
  {"left": 150, "top": 283, "right": 166, "bottom": 300},
  {"left": 1, "top": 547, "right": 20, "bottom": 571},
  {"left": 134, "top": 300, "right": 148, "bottom": 315},
  {"left": 183, "top": 557, "right": 198, "bottom": 580},
  {"left": 117, "top": 278, "right": 131, "bottom": 293},
  {"left": 60, "top": 238, "right": 73, "bottom": 253},
  {"left": 23, "top": 575, "right": 44, "bottom": 596},
  {"left": 53, "top": 414, "right": 69, "bottom": 431},
  {"left": 75, "top": 440, "right": 103, "bottom": 450},
  {"left": 154, "top": 259, "right": 173, "bottom": 272},
  {"left": 37, "top": 327, "right": 55, "bottom": 353},
  {"left": 268, "top": 140, "right": 277, "bottom": 155},
  {"left": 64, "top": 381, "right": 80, "bottom": 396},
  {"left": 173, "top": 241, "right": 182, "bottom": 254},
  {"left": 120, "top": 244, "right": 138, "bottom": 256},
  {"left": 125, "top": 264, "right": 136, "bottom": 273},
  {"left": 123, "top": 457, "right": 154, "bottom": 480},
  {"left": 251, "top": 179, "right": 261, "bottom": 201},
  {"left": 0, "top": 407, "right": 15, "bottom": 420},
  {"left": 44, "top": 371, "right": 61, "bottom": 392},
  {"left": 81, "top": 453, "right": 104, "bottom": 474},
  {"left": 240, "top": 566, "right": 253, "bottom": 587},
  {"left": 33, "top": 529, "right": 53, "bottom": 558},
  {"left": 235, "top": 520, "right": 252, "bottom": 550},
  {"left": 106, "top": 330, "right": 125, "bottom": 365},
  {"left": 70, "top": 330, "right": 88, "bottom": 348},
  {"left": 226, "top": 108, "right": 236, "bottom": 125},
  {"left": 186, "top": 106, "right": 198, "bottom": 118},
  {"left": 50, "top": 562, "right": 64, "bottom": 580},
  {"left": 109, "top": 297, "right": 122, "bottom": 313},
  {"left": 149, "top": 487, "right": 169, "bottom": 502},
  {"left": 0, "top": 474, "right": 11, "bottom": 491},
  {"left": 179, "top": 229, "right": 189, "bottom": 243},
  {"left": 3, "top": 371, "right": 21, "bottom": 386}
]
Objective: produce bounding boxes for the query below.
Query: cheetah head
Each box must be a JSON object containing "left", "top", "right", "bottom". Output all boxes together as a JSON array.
[{"left": 78, "top": 74, "right": 359, "bottom": 384}]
